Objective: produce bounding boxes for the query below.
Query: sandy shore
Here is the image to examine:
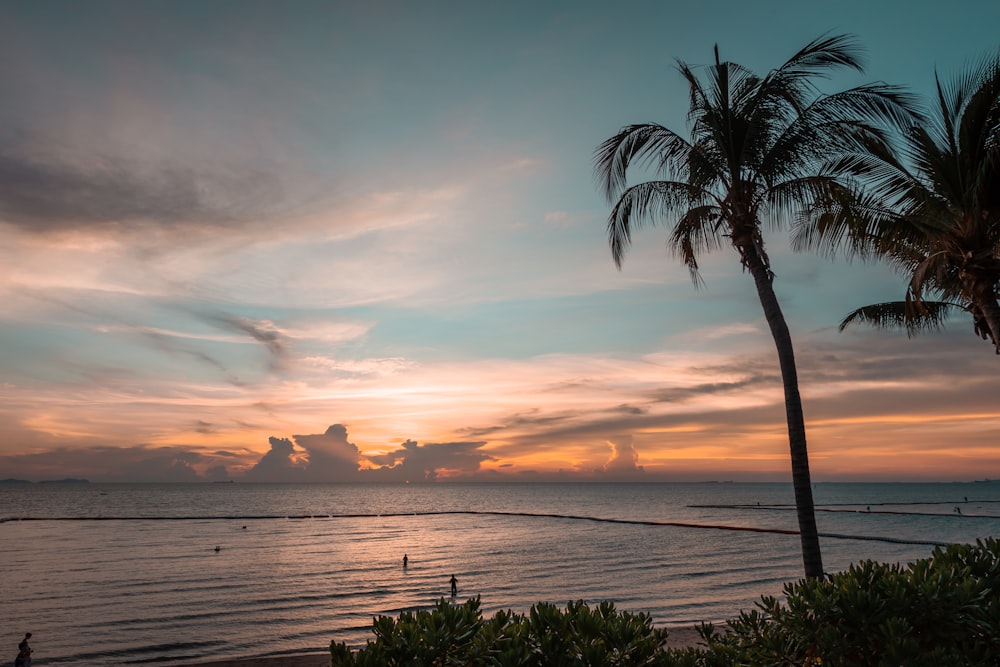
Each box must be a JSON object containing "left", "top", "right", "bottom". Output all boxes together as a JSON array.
[
  {"left": 180, "top": 653, "right": 329, "bottom": 667},
  {"left": 179, "top": 625, "right": 706, "bottom": 667}
]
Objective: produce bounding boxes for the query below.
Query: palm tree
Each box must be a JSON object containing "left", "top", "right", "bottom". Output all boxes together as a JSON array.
[
  {"left": 594, "top": 35, "right": 912, "bottom": 579},
  {"left": 799, "top": 56, "right": 1000, "bottom": 352}
]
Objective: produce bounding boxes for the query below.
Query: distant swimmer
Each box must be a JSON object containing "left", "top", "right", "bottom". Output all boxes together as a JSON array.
[
  {"left": 215, "top": 546, "right": 221, "bottom": 552},
  {"left": 15, "top": 632, "right": 31, "bottom": 667},
  {"left": 403, "top": 554, "right": 408, "bottom": 568},
  {"left": 955, "top": 506, "right": 962, "bottom": 515},
  {"left": 450, "top": 574, "right": 457, "bottom": 597}
]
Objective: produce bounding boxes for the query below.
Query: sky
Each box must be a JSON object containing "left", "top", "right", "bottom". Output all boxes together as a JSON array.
[{"left": 1, "top": 0, "right": 998, "bottom": 484}]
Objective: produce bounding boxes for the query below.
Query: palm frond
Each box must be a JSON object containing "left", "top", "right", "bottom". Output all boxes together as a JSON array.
[
  {"left": 593, "top": 124, "right": 692, "bottom": 202},
  {"left": 823, "top": 135, "right": 919, "bottom": 204},
  {"left": 688, "top": 140, "right": 728, "bottom": 191},
  {"left": 908, "top": 251, "right": 956, "bottom": 300},
  {"left": 668, "top": 204, "right": 724, "bottom": 286},
  {"left": 676, "top": 60, "right": 711, "bottom": 129},
  {"left": 786, "top": 178, "right": 888, "bottom": 256},
  {"left": 752, "top": 33, "right": 867, "bottom": 126},
  {"left": 606, "top": 180, "right": 702, "bottom": 267},
  {"left": 763, "top": 84, "right": 918, "bottom": 189},
  {"left": 780, "top": 33, "right": 866, "bottom": 78},
  {"left": 956, "top": 56, "right": 1000, "bottom": 210},
  {"left": 839, "top": 300, "right": 960, "bottom": 336}
]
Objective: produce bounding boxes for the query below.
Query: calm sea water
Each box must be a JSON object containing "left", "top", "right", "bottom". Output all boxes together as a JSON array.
[{"left": 2, "top": 481, "right": 998, "bottom": 665}]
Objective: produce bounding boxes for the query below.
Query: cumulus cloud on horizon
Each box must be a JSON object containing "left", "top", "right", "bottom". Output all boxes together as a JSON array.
[
  {"left": 0, "top": 424, "right": 498, "bottom": 483},
  {"left": 239, "top": 424, "right": 495, "bottom": 483},
  {"left": 603, "top": 436, "right": 643, "bottom": 475}
]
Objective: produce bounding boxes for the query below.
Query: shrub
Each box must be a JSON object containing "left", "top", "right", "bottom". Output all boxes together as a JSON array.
[
  {"left": 706, "top": 537, "right": 1000, "bottom": 666},
  {"left": 331, "top": 538, "right": 1000, "bottom": 666},
  {"left": 330, "top": 597, "right": 671, "bottom": 666}
]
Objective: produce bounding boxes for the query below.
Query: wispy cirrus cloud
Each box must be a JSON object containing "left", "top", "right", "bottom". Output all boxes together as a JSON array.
[{"left": 0, "top": 144, "right": 284, "bottom": 234}]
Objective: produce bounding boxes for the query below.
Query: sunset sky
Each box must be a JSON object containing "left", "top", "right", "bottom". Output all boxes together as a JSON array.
[{"left": 1, "top": 0, "right": 999, "bottom": 483}]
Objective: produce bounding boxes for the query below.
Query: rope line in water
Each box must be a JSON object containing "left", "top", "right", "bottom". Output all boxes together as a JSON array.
[
  {"left": 0, "top": 509, "right": 950, "bottom": 546},
  {"left": 690, "top": 504, "right": 1000, "bottom": 519},
  {"left": 693, "top": 499, "right": 1000, "bottom": 508}
]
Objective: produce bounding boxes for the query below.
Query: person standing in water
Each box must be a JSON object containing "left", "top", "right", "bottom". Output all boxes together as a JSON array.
[
  {"left": 15, "top": 632, "right": 32, "bottom": 667},
  {"left": 403, "top": 554, "right": 408, "bottom": 568},
  {"left": 450, "top": 574, "right": 457, "bottom": 597}
]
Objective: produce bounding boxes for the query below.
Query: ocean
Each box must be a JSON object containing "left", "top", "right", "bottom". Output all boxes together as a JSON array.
[{"left": 2, "top": 481, "right": 998, "bottom": 665}]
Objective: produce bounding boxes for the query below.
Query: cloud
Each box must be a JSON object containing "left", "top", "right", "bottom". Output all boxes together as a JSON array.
[
  {"left": 366, "top": 438, "right": 494, "bottom": 481},
  {"left": 283, "top": 319, "right": 373, "bottom": 345},
  {"left": 114, "top": 452, "right": 204, "bottom": 483},
  {"left": 501, "top": 157, "right": 545, "bottom": 172},
  {"left": 3, "top": 321, "right": 1000, "bottom": 485},
  {"left": 243, "top": 436, "right": 305, "bottom": 482},
  {"left": 677, "top": 322, "right": 764, "bottom": 342},
  {"left": 427, "top": 328, "right": 1000, "bottom": 480},
  {"left": 0, "top": 445, "right": 233, "bottom": 483},
  {"left": 194, "top": 421, "right": 215, "bottom": 435},
  {"left": 14, "top": 296, "right": 295, "bottom": 386},
  {"left": 0, "top": 144, "right": 282, "bottom": 234},
  {"left": 542, "top": 210, "right": 588, "bottom": 229},
  {"left": 194, "top": 312, "right": 291, "bottom": 373},
  {"left": 204, "top": 465, "right": 230, "bottom": 481},
  {"left": 237, "top": 425, "right": 494, "bottom": 482},
  {"left": 647, "top": 375, "right": 776, "bottom": 404},
  {"left": 458, "top": 408, "right": 577, "bottom": 439},
  {"left": 293, "top": 424, "right": 364, "bottom": 482},
  {"left": 603, "top": 436, "right": 643, "bottom": 474}
]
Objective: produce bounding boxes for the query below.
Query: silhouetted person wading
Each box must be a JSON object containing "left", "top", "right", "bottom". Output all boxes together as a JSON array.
[{"left": 15, "top": 632, "right": 32, "bottom": 667}]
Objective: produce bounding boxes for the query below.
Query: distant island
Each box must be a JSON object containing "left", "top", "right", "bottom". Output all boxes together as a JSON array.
[{"left": 0, "top": 478, "right": 90, "bottom": 484}]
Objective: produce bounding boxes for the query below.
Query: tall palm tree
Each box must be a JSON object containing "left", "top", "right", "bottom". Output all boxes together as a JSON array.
[
  {"left": 799, "top": 56, "right": 1000, "bottom": 352},
  {"left": 594, "top": 35, "right": 912, "bottom": 579}
]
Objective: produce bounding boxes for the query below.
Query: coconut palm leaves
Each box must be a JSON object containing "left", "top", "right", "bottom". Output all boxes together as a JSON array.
[
  {"left": 594, "top": 34, "right": 913, "bottom": 580},
  {"left": 800, "top": 55, "right": 1000, "bottom": 351},
  {"left": 838, "top": 299, "right": 960, "bottom": 334}
]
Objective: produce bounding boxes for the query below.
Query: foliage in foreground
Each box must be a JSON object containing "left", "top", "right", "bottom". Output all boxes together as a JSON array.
[
  {"left": 703, "top": 537, "right": 1000, "bottom": 666},
  {"left": 331, "top": 538, "right": 1000, "bottom": 666},
  {"left": 330, "top": 597, "right": 669, "bottom": 666}
]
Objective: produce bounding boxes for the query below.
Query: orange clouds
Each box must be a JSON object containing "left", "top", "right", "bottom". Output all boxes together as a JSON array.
[{"left": 5, "top": 320, "right": 999, "bottom": 482}]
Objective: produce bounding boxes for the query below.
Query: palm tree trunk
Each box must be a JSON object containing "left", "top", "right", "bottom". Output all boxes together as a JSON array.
[
  {"left": 973, "top": 291, "right": 1000, "bottom": 354},
  {"left": 742, "top": 250, "right": 824, "bottom": 579}
]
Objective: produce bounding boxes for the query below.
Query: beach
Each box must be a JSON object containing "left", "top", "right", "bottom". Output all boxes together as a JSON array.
[
  {"left": 181, "top": 654, "right": 329, "bottom": 667},
  {"left": 179, "top": 626, "right": 706, "bottom": 666}
]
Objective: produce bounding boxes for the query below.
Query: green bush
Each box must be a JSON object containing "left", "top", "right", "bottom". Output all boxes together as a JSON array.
[
  {"left": 703, "top": 537, "right": 1000, "bottom": 666},
  {"left": 330, "top": 596, "right": 671, "bottom": 666},
  {"left": 331, "top": 538, "right": 1000, "bottom": 666}
]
